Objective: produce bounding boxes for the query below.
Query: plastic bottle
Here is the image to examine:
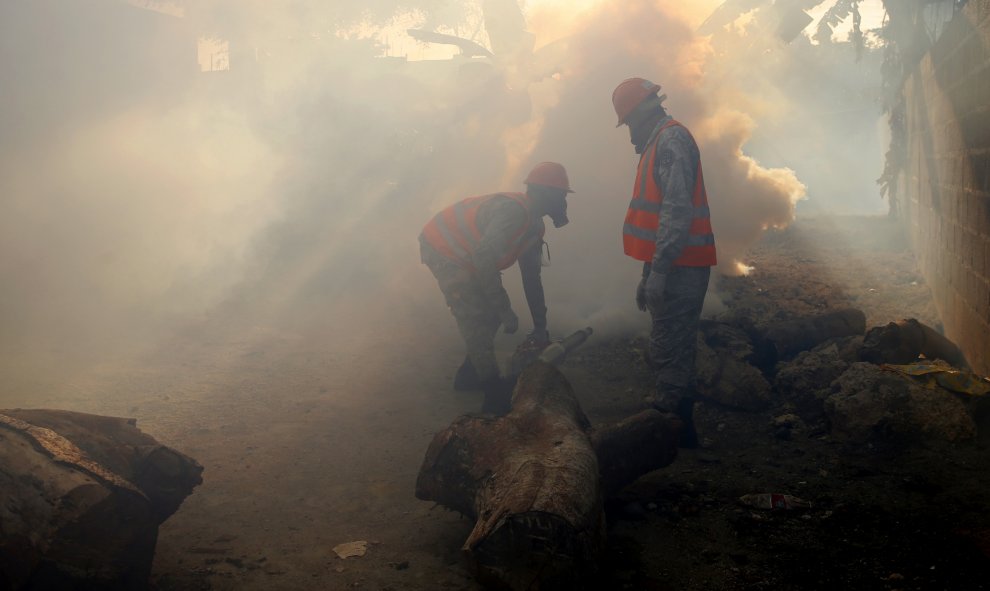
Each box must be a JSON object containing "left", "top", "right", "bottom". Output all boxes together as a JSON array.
[{"left": 738, "top": 493, "right": 812, "bottom": 510}]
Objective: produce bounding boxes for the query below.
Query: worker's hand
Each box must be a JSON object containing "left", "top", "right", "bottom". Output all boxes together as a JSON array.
[
  {"left": 500, "top": 308, "right": 519, "bottom": 334},
  {"left": 525, "top": 328, "right": 550, "bottom": 346},
  {"left": 636, "top": 276, "right": 648, "bottom": 311},
  {"left": 644, "top": 271, "right": 666, "bottom": 311}
]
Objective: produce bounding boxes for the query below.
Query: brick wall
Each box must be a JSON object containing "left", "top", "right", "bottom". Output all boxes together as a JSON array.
[{"left": 896, "top": 0, "right": 990, "bottom": 375}]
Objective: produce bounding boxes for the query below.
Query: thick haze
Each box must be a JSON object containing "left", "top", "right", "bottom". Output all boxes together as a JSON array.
[{"left": 0, "top": 0, "right": 884, "bottom": 391}]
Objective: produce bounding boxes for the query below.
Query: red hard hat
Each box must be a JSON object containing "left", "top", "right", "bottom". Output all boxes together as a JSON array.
[
  {"left": 525, "top": 162, "right": 574, "bottom": 193},
  {"left": 612, "top": 77, "right": 661, "bottom": 127}
]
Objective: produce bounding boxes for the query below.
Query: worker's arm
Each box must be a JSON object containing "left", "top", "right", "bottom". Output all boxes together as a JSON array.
[
  {"left": 517, "top": 236, "right": 547, "bottom": 338},
  {"left": 471, "top": 199, "right": 530, "bottom": 315},
  {"left": 651, "top": 125, "right": 700, "bottom": 275}
]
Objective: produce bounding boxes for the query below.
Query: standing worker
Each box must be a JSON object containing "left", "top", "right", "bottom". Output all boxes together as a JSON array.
[
  {"left": 419, "top": 162, "right": 574, "bottom": 415},
  {"left": 612, "top": 78, "right": 717, "bottom": 448}
]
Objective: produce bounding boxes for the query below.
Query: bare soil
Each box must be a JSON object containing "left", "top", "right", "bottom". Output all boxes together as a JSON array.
[{"left": 4, "top": 214, "right": 989, "bottom": 590}]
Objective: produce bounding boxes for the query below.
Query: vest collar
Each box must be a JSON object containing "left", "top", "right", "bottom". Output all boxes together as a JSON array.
[{"left": 646, "top": 115, "right": 673, "bottom": 149}]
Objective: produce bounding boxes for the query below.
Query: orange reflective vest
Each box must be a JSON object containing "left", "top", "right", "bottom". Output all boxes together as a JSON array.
[
  {"left": 623, "top": 119, "right": 717, "bottom": 267},
  {"left": 420, "top": 192, "right": 544, "bottom": 272}
]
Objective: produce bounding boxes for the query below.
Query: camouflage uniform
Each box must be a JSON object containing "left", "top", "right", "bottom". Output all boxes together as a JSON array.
[
  {"left": 420, "top": 196, "right": 545, "bottom": 381},
  {"left": 645, "top": 116, "right": 712, "bottom": 412}
]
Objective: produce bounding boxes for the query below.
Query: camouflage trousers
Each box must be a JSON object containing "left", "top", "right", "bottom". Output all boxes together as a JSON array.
[
  {"left": 421, "top": 241, "right": 501, "bottom": 381},
  {"left": 647, "top": 265, "right": 711, "bottom": 412}
]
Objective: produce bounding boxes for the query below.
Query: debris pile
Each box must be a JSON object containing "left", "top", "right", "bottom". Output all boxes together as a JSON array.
[{"left": 696, "top": 312, "right": 985, "bottom": 444}]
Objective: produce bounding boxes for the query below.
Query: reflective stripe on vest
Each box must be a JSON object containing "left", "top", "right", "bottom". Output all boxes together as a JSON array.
[
  {"left": 421, "top": 192, "right": 543, "bottom": 272},
  {"left": 622, "top": 119, "right": 717, "bottom": 266}
]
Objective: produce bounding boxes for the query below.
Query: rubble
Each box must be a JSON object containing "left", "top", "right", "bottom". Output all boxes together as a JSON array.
[
  {"left": 696, "top": 321, "right": 773, "bottom": 411},
  {"left": 695, "top": 312, "right": 981, "bottom": 447},
  {"left": 773, "top": 338, "right": 858, "bottom": 422},
  {"left": 823, "top": 362, "right": 977, "bottom": 443}
]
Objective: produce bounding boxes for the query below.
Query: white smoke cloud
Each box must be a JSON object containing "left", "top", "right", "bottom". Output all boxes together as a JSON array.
[{"left": 0, "top": 0, "right": 883, "bottom": 393}]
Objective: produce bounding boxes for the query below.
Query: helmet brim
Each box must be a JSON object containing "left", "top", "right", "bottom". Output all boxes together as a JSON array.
[{"left": 527, "top": 182, "right": 575, "bottom": 194}]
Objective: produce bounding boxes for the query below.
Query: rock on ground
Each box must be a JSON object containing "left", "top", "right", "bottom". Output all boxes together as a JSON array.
[{"left": 824, "top": 362, "right": 976, "bottom": 443}]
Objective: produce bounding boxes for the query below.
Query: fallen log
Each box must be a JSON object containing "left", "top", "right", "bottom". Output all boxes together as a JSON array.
[
  {"left": 764, "top": 308, "right": 866, "bottom": 361},
  {"left": 416, "top": 362, "right": 679, "bottom": 590},
  {"left": 859, "top": 318, "right": 969, "bottom": 369},
  {"left": 0, "top": 409, "right": 203, "bottom": 590},
  {"left": 591, "top": 409, "right": 680, "bottom": 499}
]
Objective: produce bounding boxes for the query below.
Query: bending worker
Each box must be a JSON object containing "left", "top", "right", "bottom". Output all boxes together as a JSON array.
[
  {"left": 612, "top": 77, "right": 717, "bottom": 448},
  {"left": 419, "top": 162, "right": 573, "bottom": 415}
]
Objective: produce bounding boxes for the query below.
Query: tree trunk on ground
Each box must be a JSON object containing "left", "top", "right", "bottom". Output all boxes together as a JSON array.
[
  {"left": 764, "top": 308, "right": 866, "bottom": 360},
  {"left": 0, "top": 409, "right": 203, "bottom": 590},
  {"left": 591, "top": 409, "right": 680, "bottom": 498},
  {"left": 859, "top": 318, "right": 969, "bottom": 368},
  {"left": 416, "top": 362, "right": 679, "bottom": 590}
]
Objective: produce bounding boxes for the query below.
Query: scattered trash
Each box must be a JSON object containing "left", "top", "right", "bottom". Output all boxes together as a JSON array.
[
  {"left": 333, "top": 541, "right": 368, "bottom": 559},
  {"left": 881, "top": 362, "right": 990, "bottom": 396},
  {"left": 739, "top": 493, "right": 812, "bottom": 510}
]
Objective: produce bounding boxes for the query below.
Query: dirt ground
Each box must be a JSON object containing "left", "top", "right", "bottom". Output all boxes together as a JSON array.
[
  {"left": 4, "top": 214, "right": 989, "bottom": 590},
  {"left": 564, "top": 215, "right": 990, "bottom": 591}
]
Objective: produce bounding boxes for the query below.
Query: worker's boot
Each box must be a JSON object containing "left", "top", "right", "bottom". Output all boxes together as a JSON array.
[
  {"left": 453, "top": 357, "right": 481, "bottom": 391},
  {"left": 480, "top": 376, "right": 514, "bottom": 416},
  {"left": 675, "top": 397, "right": 699, "bottom": 449}
]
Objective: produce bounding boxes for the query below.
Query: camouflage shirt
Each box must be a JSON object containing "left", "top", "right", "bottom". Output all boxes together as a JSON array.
[
  {"left": 471, "top": 195, "right": 546, "bottom": 327},
  {"left": 644, "top": 115, "right": 701, "bottom": 277}
]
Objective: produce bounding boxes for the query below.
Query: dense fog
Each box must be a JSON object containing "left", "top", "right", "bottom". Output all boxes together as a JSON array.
[{"left": 0, "top": 0, "right": 887, "bottom": 396}]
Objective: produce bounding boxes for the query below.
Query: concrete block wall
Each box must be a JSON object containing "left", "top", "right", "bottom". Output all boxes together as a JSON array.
[{"left": 897, "top": 0, "right": 990, "bottom": 376}]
